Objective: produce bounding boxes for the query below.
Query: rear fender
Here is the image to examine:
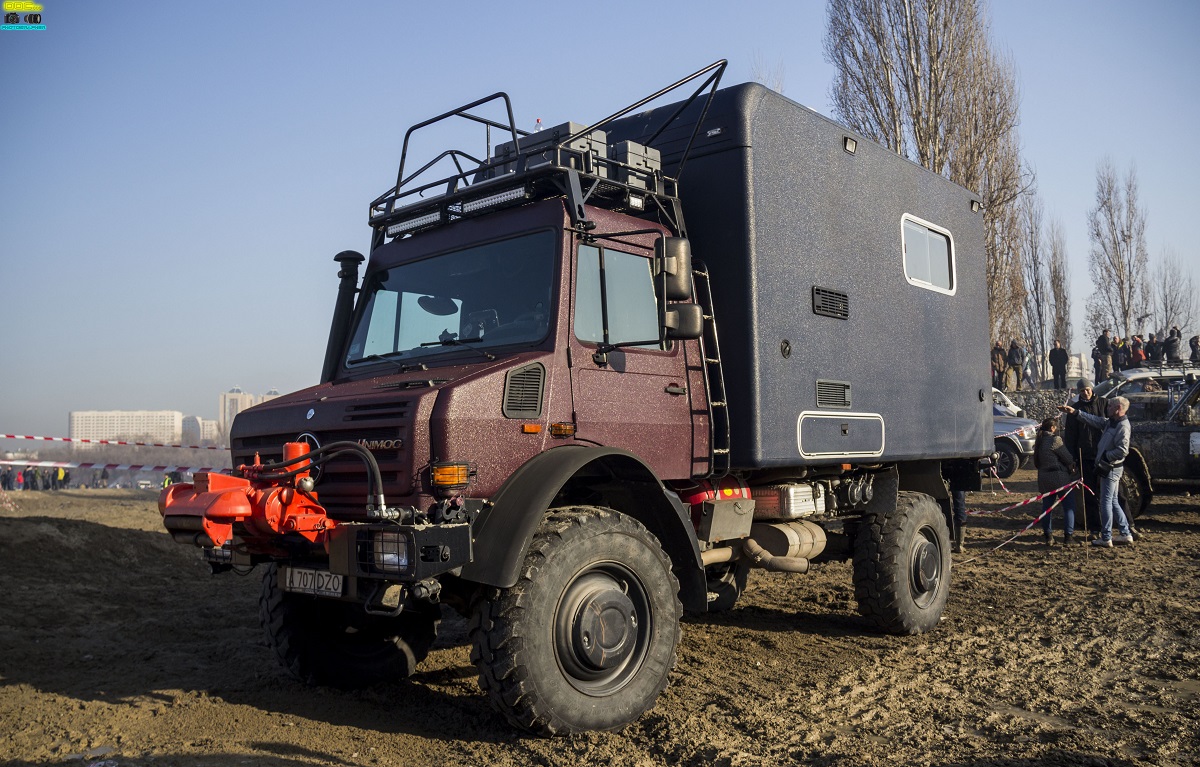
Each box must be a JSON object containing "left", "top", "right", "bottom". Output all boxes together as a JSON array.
[{"left": 459, "top": 446, "right": 706, "bottom": 611}]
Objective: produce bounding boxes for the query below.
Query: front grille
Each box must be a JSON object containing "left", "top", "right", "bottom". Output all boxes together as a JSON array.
[{"left": 232, "top": 401, "right": 413, "bottom": 520}]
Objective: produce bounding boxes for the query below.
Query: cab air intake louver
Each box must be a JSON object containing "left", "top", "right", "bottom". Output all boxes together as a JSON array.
[{"left": 503, "top": 363, "right": 546, "bottom": 419}]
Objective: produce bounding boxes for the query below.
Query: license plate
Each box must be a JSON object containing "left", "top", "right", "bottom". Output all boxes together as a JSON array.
[{"left": 282, "top": 566, "right": 344, "bottom": 597}]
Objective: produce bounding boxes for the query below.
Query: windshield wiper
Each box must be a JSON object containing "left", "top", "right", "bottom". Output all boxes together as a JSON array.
[
  {"left": 358, "top": 353, "right": 428, "bottom": 373},
  {"left": 419, "top": 337, "right": 496, "bottom": 361}
]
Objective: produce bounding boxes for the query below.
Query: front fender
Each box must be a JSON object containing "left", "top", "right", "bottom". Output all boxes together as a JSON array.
[{"left": 459, "top": 446, "right": 706, "bottom": 610}]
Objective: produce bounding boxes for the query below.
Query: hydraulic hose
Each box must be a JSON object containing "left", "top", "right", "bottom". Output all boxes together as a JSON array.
[{"left": 248, "top": 440, "right": 387, "bottom": 510}]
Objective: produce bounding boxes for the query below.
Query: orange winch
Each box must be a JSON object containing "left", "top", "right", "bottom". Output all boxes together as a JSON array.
[{"left": 159, "top": 441, "right": 335, "bottom": 549}]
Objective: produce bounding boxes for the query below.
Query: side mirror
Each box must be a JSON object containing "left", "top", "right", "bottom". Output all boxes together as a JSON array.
[
  {"left": 655, "top": 237, "right": 694, "bottom": 301},
  {"left": 664, "top": 304, "right": 704, "bottom": 340}
]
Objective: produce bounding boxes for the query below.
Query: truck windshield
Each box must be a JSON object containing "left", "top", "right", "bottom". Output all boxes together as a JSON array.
[{"left": 344, "top": 230, "right": 556, "bottom": 367}]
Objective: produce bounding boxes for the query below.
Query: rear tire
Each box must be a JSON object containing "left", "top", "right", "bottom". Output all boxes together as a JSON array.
[
  {"left": 1119, "top": 467, "right": 1152, "bottom": 519},
  {"left": 259, "top": 564, "right": 439, "bottom": 689},
  {"left": 470, "top": 507, "right": 682, "bottom": 735},
  {"left": 853, "top": 492, "right": 951, "bottom": 635}
]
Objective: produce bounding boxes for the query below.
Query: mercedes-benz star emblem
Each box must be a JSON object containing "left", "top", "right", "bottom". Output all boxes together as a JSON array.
[{"left": 294, "top": 432, "right": 322, "bottom": 483}]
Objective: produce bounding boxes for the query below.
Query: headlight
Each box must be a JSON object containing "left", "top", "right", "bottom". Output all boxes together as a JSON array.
[
  {"left": 372, "top": 531, "right": 411, "bottom": 573},
  {"left": 1021, "top": 425, "right": 1037, "bottom": 439}
]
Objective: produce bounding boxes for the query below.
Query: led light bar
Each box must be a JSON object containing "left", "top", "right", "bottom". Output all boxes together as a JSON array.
[
  {"left": 461, "top": 186, "right": 527, "bottom": 214},
  {"left": 387, "top": 211, "right": 441, "bottom": 236}
]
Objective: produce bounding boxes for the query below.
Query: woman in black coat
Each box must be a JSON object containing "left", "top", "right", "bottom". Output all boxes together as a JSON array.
[{"left": 1034, "top": 417, "right": 1078, "bottom": 545}]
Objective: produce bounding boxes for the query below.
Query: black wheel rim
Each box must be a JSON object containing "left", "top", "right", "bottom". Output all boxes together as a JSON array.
[
  {"left": 908, "top": 525, "right": 942, "bottom": 608},
  {"left": 553, "top": 562, "right": 652, "bottom": 696},
  {"left": 995, "top": 448, "right": 1016, "bottom": 478}
]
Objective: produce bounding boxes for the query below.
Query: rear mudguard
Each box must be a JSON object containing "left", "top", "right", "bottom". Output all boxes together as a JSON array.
[{"left": 460, "top": 446, "right": 707, "bottom": 611}]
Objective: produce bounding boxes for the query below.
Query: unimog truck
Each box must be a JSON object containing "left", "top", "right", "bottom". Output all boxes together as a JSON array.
[{"left": 160, "top": 61, "right": 992, "bottom": 734}]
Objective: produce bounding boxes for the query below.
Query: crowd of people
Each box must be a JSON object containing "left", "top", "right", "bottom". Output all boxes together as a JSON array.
[
  {"left": 0, "top": 465, "right": 72, "bottom": 491},
  {"left": 992, "top": 326, "right": 1199, "bottom": 392},
  {"left": 1090, "top": 326, "right": 1199, "bottom": 382}
]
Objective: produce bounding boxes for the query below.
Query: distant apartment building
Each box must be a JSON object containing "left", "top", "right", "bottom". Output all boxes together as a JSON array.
[
  {"left": 69, "top": 410, "right": 184, "bottom": 448},
  {"left": 218, "top": 386, "right": 276, "bottom": 440},
  {"left": 182, "top": 416, "right": 221, "bottom": 446}
]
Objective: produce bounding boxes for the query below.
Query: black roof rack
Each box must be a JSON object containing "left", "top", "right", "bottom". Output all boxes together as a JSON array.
[{"left": 368, "top": 61, "right": 726, "bottom": 245}]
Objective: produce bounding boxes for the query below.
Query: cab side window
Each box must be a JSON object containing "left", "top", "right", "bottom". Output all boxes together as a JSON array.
[{"left": 575, "top": 244, "right": 660, "bottom": 348}]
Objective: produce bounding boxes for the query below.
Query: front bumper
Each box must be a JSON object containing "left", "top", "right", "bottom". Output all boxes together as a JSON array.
[{"left": 327, "top": 520, "right": 474, "bottom": 582}]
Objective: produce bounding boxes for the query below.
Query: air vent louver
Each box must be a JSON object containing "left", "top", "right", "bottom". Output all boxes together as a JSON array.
[
  {"left": 503, "top": 363, "right": 546, "bottom": 419},
  {"left": 816, "top": 379, "right": 852, "bottom": 409},
  {"left": 812, "top": 286, "right": 849, "bottom": 320}
]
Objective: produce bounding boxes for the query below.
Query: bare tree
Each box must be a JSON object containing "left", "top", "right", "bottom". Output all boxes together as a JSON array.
[
  {"left": 824, "top": 0, "right": 1029, "bottom": 337},
  {"left": 1019, "top": 192, "right": 1050, "bottom": 382},
  {"left": 1151, "top": 246, "right": 1199, "bottom": 335},
  {"left": 1046, "top": 217, "right": 1073, "bottom": 352},
  {"left": 750, "top": 54, "right": 786, "bottom": 94},
  {"left": 1086, "top": 159, "right": 1151, "bottom": 340}
]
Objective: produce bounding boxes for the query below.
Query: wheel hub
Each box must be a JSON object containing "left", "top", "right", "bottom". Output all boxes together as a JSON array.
[
  {"left": 559, "top": 573, "right": 637, "bottom": 673},
  {"left": 912, "top": 539, "right": 940, "bottom": 594}
]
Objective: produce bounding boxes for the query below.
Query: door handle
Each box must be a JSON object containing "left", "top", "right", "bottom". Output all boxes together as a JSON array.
[{"left": 665, "top": 384, "right": 687, "bottom": 396}]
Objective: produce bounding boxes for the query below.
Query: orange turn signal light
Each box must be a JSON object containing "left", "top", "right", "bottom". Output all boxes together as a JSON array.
[
  {"left": 431, "top": 462, "right": 472, "bottom": 488},
  {"left": 522, "top": 424, "right": 542, "bottom": 434},
  {"left": 550, "top": 422, "right": 576, "bottom": 438}
]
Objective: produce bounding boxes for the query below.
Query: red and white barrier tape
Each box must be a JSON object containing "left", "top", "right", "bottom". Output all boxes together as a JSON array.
[
  {"left": 0, "top": 459, "right": 223, "bottom": 474},
  {"left": 986, "top": 465, "right": 1012, "bottom": 494},
  {"left": 957, "top": 484, "right": 1079, "bottom": 564},
  {"left": 957, "top": 478, "right": 1098, "bottom": 563},
  {"left": 1, "top": 434, "right": 226, "bottom": 450},
  {"left": 967, "top": 478, "right": 1080, "bottom": 516}
]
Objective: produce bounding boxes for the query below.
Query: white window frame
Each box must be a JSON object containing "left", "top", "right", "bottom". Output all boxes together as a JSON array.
[{"left": 901, "top": 213, "right": 957, "bottom": 296}]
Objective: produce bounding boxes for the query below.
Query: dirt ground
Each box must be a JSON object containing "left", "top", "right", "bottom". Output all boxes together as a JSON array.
[{"left": 3, "top": 470, "right": 1199, "bottom": 767}]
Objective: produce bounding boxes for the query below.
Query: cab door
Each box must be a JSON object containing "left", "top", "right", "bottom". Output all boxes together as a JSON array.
[{"left": 569, "top": 241, "right": 695, "bottom": 481}]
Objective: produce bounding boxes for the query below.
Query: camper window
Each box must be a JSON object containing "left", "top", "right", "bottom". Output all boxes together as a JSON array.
[{"left": 902, "top": 215, "right": 956, "bottom": 295}]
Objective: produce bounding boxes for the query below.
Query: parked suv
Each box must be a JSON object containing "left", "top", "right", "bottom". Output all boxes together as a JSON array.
[
  {"left": 1095, "top": 362, "right": 1200, "bottom": 399},
  {"left": 992, "top": 403, "right": 1037, "bottom": 479},
  {"left": 1126, "top": 376, "right": 1200, "bottom": 492}
]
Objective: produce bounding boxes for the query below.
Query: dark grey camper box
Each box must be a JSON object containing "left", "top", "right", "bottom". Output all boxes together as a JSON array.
[{"left": 609, "top": 84, "right": 993, "bottom": 469}]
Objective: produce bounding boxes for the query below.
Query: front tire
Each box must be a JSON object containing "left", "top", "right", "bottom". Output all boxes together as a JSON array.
[
  {"left": 470, "top": 507, "right": 682, "bottom": 735},
  {"left": 259, "top": 564, "right": 439, "bottom": 689},
  {"left": 993, "top": 443, "right": 1020, "bottom": 479},
  {"left": 853, "top": 492, "right": 951, "bottom": 635}
]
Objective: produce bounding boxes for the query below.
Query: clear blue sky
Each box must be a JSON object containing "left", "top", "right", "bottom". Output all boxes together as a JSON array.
[{"left": 2, "top": 1, "right": 1197, "bottom": 448}]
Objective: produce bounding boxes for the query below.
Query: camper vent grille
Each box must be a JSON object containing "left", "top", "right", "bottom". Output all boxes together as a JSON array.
[
  {"left": 812, "top": 286, "right": 849, "bottom": 320},
  {"left": 503, "top": 363, "right": 546, "bottom": 419},
  {"left": 816, "top": 380, "right": 852, "bottom": 409}
]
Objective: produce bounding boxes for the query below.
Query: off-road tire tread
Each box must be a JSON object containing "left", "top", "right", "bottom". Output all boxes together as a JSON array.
[
  {"left": 259, "top": 563, "right": 438, "bottom": 689},
  {"left": 468, "top": 507, "right": 682, "bottom": 736},
  {"left": 852, "top": 491, "right": 950, "bottom": 636}
]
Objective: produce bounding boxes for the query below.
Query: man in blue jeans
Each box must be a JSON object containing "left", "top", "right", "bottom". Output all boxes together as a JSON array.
[{"left": 1059, "top": 395, "right": 1134, "bottom": 547}]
